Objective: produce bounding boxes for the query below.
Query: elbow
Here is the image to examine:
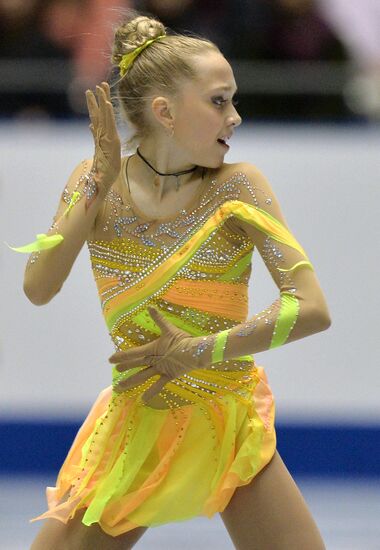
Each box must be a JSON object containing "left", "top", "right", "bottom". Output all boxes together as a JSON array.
[
  {"left": 309, "top": 304, "right": 332, "bottom": 332},
  {"left": 317, "top": 315, "right": 332, "bottom": 332},
  {"left": 23, "top": 280, "right": 60, "bottom": 306}
]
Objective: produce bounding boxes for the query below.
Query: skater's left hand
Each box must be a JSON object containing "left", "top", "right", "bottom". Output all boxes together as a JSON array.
[{"left": 108, "top": 306, "right": 214, "bottom": 403}]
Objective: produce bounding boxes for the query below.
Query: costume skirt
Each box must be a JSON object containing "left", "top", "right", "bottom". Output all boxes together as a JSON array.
[{"left": 30, "top": 364, "right": 276, "bottom": 537}]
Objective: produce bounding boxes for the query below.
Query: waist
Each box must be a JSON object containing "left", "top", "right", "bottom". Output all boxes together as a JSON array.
[{"left": 111, "top": 358, "right": 258, "bottom": 411}]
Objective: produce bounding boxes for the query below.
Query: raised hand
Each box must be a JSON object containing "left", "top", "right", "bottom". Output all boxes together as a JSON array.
[
  {"left": 108, "top": 306, "right": 215, "bottom": 403},
  {"left": 85, "top": 81, "right": 121, "bottom": 193}
]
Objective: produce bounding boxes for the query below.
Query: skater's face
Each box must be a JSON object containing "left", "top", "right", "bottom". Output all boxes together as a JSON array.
[{"left": 151, "top": 51, "right": 242, "bottom": 169}]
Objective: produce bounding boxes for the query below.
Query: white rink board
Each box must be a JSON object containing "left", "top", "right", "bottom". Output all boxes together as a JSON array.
[{"left": 1, "top": 121, "right": 379, "bottom": 423}]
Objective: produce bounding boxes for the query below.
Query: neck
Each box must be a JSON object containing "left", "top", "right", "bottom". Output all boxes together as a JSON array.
[
  {"left": 135, "top": 141, "right": 199, "bottom": 199},
  {"left": 137, "top": 148, "right": 197, "bottom": 178},
  {"left": 138, "top": 140, "right": 197, "bottom": 173}
]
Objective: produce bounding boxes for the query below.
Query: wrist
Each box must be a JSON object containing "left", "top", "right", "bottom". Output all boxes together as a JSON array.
[
  {"left": 210, "top": 329, "right": 230, "bottom": 364},
  {"left": 91, "top": 154, "right": 120, "bottom": 193},
  {"left": 189, "top": 332, "right": 229, "bottom": 369},
  {"left": 92, "top": 170, "right": 113, "bottom": 197}
]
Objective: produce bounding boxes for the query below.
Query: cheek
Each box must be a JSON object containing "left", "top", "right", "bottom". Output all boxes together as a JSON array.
[
  {"left": 175, "top": 103, "right": 221, "bottom": 149},
  {"left": 189, "top": 114, "right": 220, "bottom": 146},
  {"left": 177, "top": 121, "right": 209, "bottom": 149}
]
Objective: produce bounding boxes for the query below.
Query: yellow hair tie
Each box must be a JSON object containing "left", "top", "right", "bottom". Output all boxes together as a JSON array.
[{"left": 119, "top": 35, "right": 166, "bottom": 77}]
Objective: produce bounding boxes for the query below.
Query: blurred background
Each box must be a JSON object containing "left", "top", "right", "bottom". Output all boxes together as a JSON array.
[
  {"left": 2, "top": 0, "right": 380, "bottom": 121},
  {"left": 1, "top": 0, "right": 379, "bottom": 548}
]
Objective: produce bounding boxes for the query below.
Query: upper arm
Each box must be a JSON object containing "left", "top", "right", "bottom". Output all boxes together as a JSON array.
[
  {"left": 233, "top": 163, "right": 331, "bottom": 323},
  {"left": 24, "top": 158, "right": 96, "bottom": 275},
  {"left": 50, "top": 157, "right": 103, "bottom": 241},
  {"left": 51, "top": 158, "right": 92, "bottom": 228}
]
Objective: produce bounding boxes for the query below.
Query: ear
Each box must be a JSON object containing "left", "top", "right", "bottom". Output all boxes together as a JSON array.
[{"left": 151, "top": 96, "right": 174, "bottom": 132}]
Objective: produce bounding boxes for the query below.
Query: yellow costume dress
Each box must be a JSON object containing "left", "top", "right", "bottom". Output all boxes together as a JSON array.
[{"left": 15, "top": 157, "right": 317, "bottom": 536}]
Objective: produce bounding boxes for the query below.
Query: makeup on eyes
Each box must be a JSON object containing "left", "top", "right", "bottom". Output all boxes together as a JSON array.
[{"left": 212, "top": 94, "right": 239, "bottom": 106}]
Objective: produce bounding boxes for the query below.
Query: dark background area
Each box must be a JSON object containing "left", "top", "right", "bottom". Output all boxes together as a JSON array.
[{"left": 1, "top": 0, "right": 370, "bottom": 123}]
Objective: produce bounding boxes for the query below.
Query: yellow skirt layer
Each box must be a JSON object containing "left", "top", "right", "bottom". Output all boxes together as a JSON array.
[{"left": 31, "top": 366, "right": 276, "bottom": 537}]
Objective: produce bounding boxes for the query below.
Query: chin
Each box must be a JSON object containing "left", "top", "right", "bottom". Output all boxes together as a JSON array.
[
  {"left": 212, "top": 158, "right": 225, "bottom": 169},
  {"left": 191, "top": 150, "right": 224, "bottom": 170},
  {"left": 201, "top": 157, "right": 224, "bottom": 170}
]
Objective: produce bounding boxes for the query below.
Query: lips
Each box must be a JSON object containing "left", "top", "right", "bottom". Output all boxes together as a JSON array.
[
  {"left": 217, "top": 134, "right": 232, "bottom": 147},
  {"left": 217, "top": 137, "right": 230, "bottom": 150},
  {"left": 217, "top": 140, "right": 229, "bottom": 150}
]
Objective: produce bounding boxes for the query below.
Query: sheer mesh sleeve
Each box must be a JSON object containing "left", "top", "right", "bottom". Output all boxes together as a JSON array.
[
  {"left": 18, "top": 158, "right": 96, "bottom": 270},
  {"left": 204, "top": 163, "right": 332, "bottom": 363}
]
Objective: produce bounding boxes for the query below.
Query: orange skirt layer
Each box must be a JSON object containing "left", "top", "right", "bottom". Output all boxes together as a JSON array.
[{"left": 30, "top": 366, "right": 276, "bottom": 536}]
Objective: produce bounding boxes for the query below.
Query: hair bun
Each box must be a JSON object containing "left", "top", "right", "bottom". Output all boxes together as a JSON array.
[{"left": 112, "top": 15, "right": 165, "bottom": 65}]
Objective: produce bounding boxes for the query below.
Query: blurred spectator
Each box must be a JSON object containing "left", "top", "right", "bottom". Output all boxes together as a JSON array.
[
  {"left": 137, "top": 0, "right": 344, "bottom": 62},
  {"left": 137, "top": 0, "right": 348, "bottom": 120},
  {"left": 316, "top": 0, "right": 380, "bottom": 118},
  {"left": 0, "top": 0, "right": 353, "bottom": 121},
  {"left": 0, "top": 0, "right": 71, "bottom": 118},
  {"left": 266, "top": 0, "right": 344, "bottom": 61},
  {"left": 40, "top": 0, "right": 129, "bottom": 115},
  {"left": 0, "top": 0, "right": 53, "bottom": 57},
  {"left": 0, "top": 0, "right": 130, "bottom": 119},
  {"left": 136, "top": 0, "right": 231, "bottom": 54}
]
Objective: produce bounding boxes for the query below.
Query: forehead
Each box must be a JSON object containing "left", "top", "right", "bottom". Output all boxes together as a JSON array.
[{"left": 186, "top": 51, "right": 237, "bottom": 94}]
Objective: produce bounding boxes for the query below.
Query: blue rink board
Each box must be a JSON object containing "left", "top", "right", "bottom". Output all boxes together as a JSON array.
[{"left": 0, "top": 420, "right": 379, "bottom": 476}]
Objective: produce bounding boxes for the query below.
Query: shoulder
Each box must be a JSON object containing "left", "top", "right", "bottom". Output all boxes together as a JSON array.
[
  {"left": 213, "top": 160, "right": 277, "bottom": 209},
  {"left": 213, "top": 161, "right": 289, "bottom": 235},
  {"left": 73, "top": 158, "right": 93, "bottom": 177},
  {"left": 63, "top": 158, "right": 94, "bottom": 196},
  {"left": 214, "top": 161, "right": 273, "bottom": 194}
]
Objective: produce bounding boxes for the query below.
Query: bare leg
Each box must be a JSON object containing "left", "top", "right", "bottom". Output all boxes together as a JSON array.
[
  {"left": 220, "top": 450, "right": 325, "bottom": 550},
  {"left": 30, "top": 508, "right": 148, "bottom": 550}
]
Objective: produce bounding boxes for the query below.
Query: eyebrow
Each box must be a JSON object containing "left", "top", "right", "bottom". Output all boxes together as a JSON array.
[{"left": 209, "top": 85, "right": 238, "bottom": 94}]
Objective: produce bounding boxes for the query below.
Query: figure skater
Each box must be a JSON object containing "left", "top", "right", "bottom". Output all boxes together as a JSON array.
[{"left": 13, "top": 11, "right": 331, "bottom": 550}]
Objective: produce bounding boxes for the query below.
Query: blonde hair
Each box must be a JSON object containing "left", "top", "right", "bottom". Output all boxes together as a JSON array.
[{"left": 110, "top": 11, "right": 221, "bottom": 152}]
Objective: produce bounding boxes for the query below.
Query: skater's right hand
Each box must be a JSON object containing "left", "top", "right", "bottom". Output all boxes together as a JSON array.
[{"left": 85, "top": 81, "right": 121, "bottom": 193}]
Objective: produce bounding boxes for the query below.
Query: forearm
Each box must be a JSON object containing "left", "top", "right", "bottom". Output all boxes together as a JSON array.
[
  {"left": 23, "top": 169, "right": 107, "bottom": 305},
  {"left": 214, "top": 295, "right": 330, "bottom": 362},
  {"left": 191, "top": 290, "right": 331, "bottom": 368},
  {"left": 17, "top": 82, "right": 121, "bottom": 305}
]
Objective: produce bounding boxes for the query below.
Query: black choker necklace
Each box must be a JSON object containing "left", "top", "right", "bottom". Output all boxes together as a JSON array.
[{"left": 136, "top": 147, "right": 198, "bottom": 192}]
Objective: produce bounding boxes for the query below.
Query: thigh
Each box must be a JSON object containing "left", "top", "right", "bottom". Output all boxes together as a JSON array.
[
  {"left": 220, "top": 450, "right": 326, "bottom": 550},
  {"left": 30, "top": 508, "right": 148, "bottom": 550}
]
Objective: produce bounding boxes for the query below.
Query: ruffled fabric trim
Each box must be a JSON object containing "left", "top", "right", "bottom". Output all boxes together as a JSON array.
[{"left": 30, "top": 366, "right": 276, "bottom": 536}]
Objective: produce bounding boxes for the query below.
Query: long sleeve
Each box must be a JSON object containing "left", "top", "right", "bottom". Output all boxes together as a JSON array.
[
  {"left": 8, "top": 158, "right": 107, "bottom": 305},
  {"left": 194, "top": 163, "right": 332, "bottom": 366}
]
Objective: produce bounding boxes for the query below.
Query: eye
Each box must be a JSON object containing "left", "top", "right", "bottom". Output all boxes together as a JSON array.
[
  {"left": 212, "top": 95, "right": 239, "bottom": 107},
  {"left": 212, "top": 96, "right": 227, "bottom": 107}
]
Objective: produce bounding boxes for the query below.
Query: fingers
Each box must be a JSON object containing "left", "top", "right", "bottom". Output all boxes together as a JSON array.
[
  {"left": 115, "top": 366, "right": 156, "bottom": 392},
  {"left": 87, "top": 81, "right": 120, "bottom": 145},
  {"left": 85, "top": 83, "right": 109, "bottom": 138},
  {"left": 147, "top": 306, "right": 179, "bottom": 334},
  {"left": 115, "top": 355, "right": 158, "bottom": 372},
  {"left": 102, "top": 82, "right": 117, "bottom": 138},
  {"left": 109, "top": 346, "right": 151, "bottom": 364},
  {"left": 106, "top": 98, "right": 117, "bottom": 137},
  {"left": 109, "top": 344, "right": 157, "bottom": 371},
  {"left": 97, "top": 82, "right": 115, "bottom": 137},
  {"left": 85, "top": 89, "right": 99, "bottom": 132},
  {"left": 96, "top": 85, "right": 107, "bottom": 137},
  {"left": 100, "top": 80, "right": 110, "bottom": 100},
  {"left": 114, "top": 368, "right": 170, "bottom": 404},
  {"left": 141, "top": 376, "right": 170, "bottom": 403}
]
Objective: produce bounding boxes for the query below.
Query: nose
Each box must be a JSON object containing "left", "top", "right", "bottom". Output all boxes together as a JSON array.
[{"left": 228, "top": 106, "right": 242, "bottom": 128}]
